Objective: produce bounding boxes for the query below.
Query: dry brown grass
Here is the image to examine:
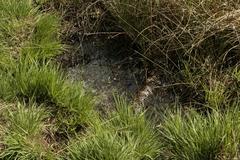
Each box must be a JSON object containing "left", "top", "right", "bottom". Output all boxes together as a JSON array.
[{"left": 105, "top": 0, "right": 240, "bottom": 107}]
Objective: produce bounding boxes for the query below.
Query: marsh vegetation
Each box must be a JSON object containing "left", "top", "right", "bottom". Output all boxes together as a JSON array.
[{"left": 1, "top": 0, "right": 240, "bottom": 159}]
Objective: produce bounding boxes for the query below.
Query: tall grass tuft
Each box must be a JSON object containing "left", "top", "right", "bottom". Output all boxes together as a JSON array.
[
  {"left": 159, "top": 108, "right": 240, "bottom": 160},
  {"left": 0, "top": 103, "right": 55, "bottom": 159},
  {"left": 9, "top": 58, "right": 66, "bottom": 104},
  {"left": 67, "top": 96, "right": 160, "bottom": 160},
  {"left": 0, "top": 57, "right": 95, "bottom": 135}
]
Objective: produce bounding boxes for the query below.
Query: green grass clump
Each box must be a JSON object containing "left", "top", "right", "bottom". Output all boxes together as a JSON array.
[
  {"left": 0, "top": 0, "right": 62, "bottom": 60},
  {"left": 9, "top": 59, "right": 66, "bottom": 104},
  {"left": 0, "top": 0, "right": 35, "bottom": 19},
  {"left": 0, "top": 58, "right": 95, "bottom": 135},
  {"left": 0, "top": 103, "right": 55, "bottom": 160},
  {"left": 67, "top": 96, "right": 160, "bottom": 160},
  {"left": 159, "top": 109, "right": 240, "bottom": 160},
  {"left": 21, "top": 13, "right": 62, "bottom": 59},
  {"left": 0, "top": 58, "right": 64, "bottom": 103}
]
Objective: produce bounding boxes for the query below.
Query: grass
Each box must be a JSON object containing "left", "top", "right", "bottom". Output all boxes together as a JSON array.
[
  {"left": 0, "top": 1, "right": 161, "bottom": 159},
  {"left": 4, "top": 58, "right": 65, "bottom": 103},
  {"left": 0, "top": 0, "right": 95, "bottom": 136},
  {"left": 0, "top": 0, "right": 62, "bottom": 60},
  {"left": 0, "top": 57, "right": 95, "bottom": 135},
  {"left": 31, "top": 0, "right": 240, "bottom": 159},
  {"left": 2, "top": 0, "right": 240, "bottom": 160},
  {"left": 105, "top": 0, "right": 240, "bottom": 107},
  {"left": 67, "top": 96, "right": 160, "bottom": 160},
  {"left": 159, "top": 108, "right": 240, "bottom": 160},
  {"left": 0, "top": 103, "right": 55, "bottom": 160}
]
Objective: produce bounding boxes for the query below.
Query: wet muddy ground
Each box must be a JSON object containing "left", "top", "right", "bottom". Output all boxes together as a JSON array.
[{"left": 59, "top": 34, "right": 175, "bottom": 112}]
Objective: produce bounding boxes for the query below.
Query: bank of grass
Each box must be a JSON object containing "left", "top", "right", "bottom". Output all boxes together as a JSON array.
[
  {"left": 1, "top": 0, "right": 95, "bottom": 131},
  {"left": 0, "top": 0, "right": 95, "bottom": 135}
]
